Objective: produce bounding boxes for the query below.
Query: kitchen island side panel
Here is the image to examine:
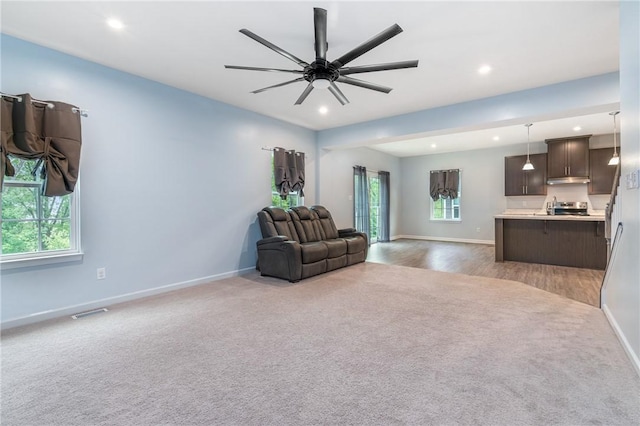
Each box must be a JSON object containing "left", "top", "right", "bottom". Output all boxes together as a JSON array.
[{"left": 498, "top": 218, "right": 606, "bottom": 270}]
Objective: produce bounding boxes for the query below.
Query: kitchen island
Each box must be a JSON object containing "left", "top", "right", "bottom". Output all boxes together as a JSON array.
[{"left": 495, "top": 212, "right": 606, "bottom": 270}]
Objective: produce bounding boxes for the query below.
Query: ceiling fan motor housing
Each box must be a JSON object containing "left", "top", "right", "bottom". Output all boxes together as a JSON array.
[{"left": 305, "top": 60, "right": 340, "bottom": 83}]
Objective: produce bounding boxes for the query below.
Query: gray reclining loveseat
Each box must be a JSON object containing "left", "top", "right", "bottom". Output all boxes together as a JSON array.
[{"left": 256, "top": 205, "right": 368, "bottom": 282}]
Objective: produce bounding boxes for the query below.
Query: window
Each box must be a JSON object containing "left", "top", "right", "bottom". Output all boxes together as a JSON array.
[
  {"left": 430, "top": 175, "right": 461, "bottom": 221},
  {"left": 270, "top": 154, "right": 302, "bottom": 209},
  {"left": 1, "top": 156, "right": 81, "bottom": 266}
]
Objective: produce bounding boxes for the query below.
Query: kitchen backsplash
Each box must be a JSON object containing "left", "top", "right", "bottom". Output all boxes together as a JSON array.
[{"left": 505, "top": 185, "right": 610, "bottom": 211}]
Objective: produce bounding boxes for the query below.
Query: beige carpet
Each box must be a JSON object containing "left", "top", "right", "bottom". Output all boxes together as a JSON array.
[{"left": 2, "top": 262, "right": 639, "bottom": 425}]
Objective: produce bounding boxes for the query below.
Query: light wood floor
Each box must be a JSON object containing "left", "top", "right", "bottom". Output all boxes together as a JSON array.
[{"left": 367, "top": 239, "right": 604, "bottom": 307}]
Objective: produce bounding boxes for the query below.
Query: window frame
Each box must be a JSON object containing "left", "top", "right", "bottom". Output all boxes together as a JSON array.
[
  {"left": 1, "top": 161, "right": 83, "bottom": 269},
  {"left": 270, "top": 152, "right": 303, "bottom": 209},
  {"left": 429, "top": 173, "right": 462, "bottom": 222}
]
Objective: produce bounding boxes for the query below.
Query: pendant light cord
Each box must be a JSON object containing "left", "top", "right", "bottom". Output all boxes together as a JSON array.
[{"left": 612, "top": 111, "right": 619, "bottom": 155}]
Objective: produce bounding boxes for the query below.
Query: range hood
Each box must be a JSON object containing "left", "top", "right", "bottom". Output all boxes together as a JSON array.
[{"left": 547, "top": 176, "right": 590, "bottom": 185}]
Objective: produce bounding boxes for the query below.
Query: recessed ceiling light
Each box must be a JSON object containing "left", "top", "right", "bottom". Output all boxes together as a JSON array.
[
  {"left": 431, "top": 143, "right": 437, "bottom": 148},
  {"left": 573, "top": 126, "right": 582, "bottom": 131},
  {"left": 493, "top": 136, "right": 500, "bottom": 141},
  {"left": 107, "top": 18, "right": 124, "bottom": 30},
  {"left": 318, "top": 106, "right": 328, "bottom": 115},
  {"left": 478, "top": 65, "right": 492, "bottom": 75}
]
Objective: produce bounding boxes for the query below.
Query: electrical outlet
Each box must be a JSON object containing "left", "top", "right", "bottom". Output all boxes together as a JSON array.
[
  {"left": 522, "top": 201, "right": 527, "bottom": 207},
  {"left": 476, "top": 227, "right": 481, "bottom": 233},
  {"left": 97, "top": 267, "right": 106, "bottom": 280}
]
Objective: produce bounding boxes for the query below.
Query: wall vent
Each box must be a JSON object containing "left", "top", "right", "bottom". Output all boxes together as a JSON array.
[{"left": 71, "top": 308, "right": 109, "bottom": 319}]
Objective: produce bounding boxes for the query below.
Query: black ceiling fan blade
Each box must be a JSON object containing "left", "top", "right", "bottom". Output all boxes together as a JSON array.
[
  {"left": 239, "top": 29, "right": 309, "bottom": 67},
  {"left": 294, "top": 83, "right": 314, "bottom": 105},
  {"left": 225, "top": 65, "right": 305, "bottom": 74},
  {"left": 336, "top": 76, "right": 392, "bottom": 94},
  {"left": 314, "top": 8, "right": 328, "bottom": 61},
  {"left": 339, "top": 60, "right": 419, "bottom": 75},
  {"left": 331, "top": 24, "right": 403, "bottom": 68},
  {"left": 251, "top": 77, "right": 305, "bottom": 94},
  {"left": 328, "top": 82, "right": 349, "bottom": 105}
]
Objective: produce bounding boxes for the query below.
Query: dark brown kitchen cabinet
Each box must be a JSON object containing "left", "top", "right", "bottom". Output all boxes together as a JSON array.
[
  {"left": 504, "top": 153, "right": 547, "bottom": 196},
  {"left": 589, "top": 147, "right": 618, "bottom": 194},
  {"left": 546, "top": 136, "right": 590, "bottom": 179},
  {"left": 495, "top": 218, "right": 606, "bottom": 270}
]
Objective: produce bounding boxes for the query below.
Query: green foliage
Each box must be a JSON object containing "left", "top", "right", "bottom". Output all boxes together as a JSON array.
[
  {"left": 1, "top": 156, "right": 71, "bottom": 255},
  {"left": 369, "top": 176, "right": 379, "bottom": 241}
]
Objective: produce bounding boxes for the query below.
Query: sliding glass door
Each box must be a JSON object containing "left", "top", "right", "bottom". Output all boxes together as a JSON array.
[{"left": 367, "top": 171, "right": 380, "bottom": 244}]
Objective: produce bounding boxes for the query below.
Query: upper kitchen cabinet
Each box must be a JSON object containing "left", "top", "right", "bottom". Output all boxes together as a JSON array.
[
  {"left": 505, "top": 153, "right": 547, "bottom": 196},
  {"left": 589, "top": 147, "right": 618, "bottom": 194},
  {"left": 545, "top": 136, "right": 590, "bottom": 184}
]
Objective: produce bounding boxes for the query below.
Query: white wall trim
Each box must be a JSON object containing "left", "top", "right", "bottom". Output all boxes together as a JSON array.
[
  {"left": 602, "top": 303, "right": 640, "bottom": 377},
  {"left": 395, "top": 235, "right": 495, "bottom": 245},
  {"left": 1, "top": 266, "right": 255, "bottom": 330}
]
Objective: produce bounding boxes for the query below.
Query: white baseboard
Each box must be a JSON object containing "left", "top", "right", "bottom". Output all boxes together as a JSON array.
[
  {"left": 602, "top": 303, "right": 640, "bottom": 377},
  {"left": 1, "top": 266, "right": 256, "bottom": 330},
  {"left": 394, "top": 235, "right": 495, "bottom": 245}
]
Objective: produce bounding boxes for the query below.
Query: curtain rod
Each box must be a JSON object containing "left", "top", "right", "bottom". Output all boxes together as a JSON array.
[
  {"left": 354, "top": 165, "right": 391, "bottom": 174},
  {"left": 1, "top": 92, "right": 89, "bottom": 117},
  {"left": 261, "top": 146, "right": 307, "bottom": 157},
  {"left": 430, "top": 169, "right": 460, "bottom": 173}
]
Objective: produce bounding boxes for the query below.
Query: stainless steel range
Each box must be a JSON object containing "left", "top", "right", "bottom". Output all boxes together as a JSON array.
[{"left": 546, "top": 201, "right": 589, "bottom": 216}]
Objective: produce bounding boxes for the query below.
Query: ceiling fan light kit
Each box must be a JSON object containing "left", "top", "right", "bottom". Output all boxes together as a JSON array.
[{"left": 225, "top": 7, "right": 419, "bottom": 106}]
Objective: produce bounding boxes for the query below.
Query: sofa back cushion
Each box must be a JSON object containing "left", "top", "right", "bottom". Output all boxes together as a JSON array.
[
  {"left": 258, "top": 207, "right": 300, "bottom": 242},
  {"left": 289, "top": 206, "right": 324, "bottom": 242},
  {"left": 311, "top": 205, "right": 339, "bottom": 240}
]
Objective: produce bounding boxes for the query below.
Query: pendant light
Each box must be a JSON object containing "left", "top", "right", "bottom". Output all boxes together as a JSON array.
[
  {"left": 522, "top": 123, "right": 535, "bottom": 171},
  {"left": 608, "top": 111, "right": 620, "bottom": 166}
]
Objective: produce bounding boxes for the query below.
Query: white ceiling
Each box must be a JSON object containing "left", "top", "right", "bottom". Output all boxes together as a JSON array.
[{"left": 1, "top": 1, "right": 620, "bottom": 156}]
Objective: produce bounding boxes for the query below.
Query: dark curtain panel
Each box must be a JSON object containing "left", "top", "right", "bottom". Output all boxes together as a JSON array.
[
  {"left": 353, "top": 165, "right": 370, "bottom": 242},
  {"left": 5, "top": 93, "right": 82, "bottom": 196},
  {"left": 292, "top": 151, "right": 305, "bottom": 197},
  {"left": 273, "top": 148, "right": 305, "bottom": 200},
  {"left": 378, "top": 170, "right": 390, "bottom": 242},
  {"left": 1, "top": 98, "right": 16, "bottom": 188},
  {"left": 273, "top": 147, "right": 290, "bottom": 199},
  {"left": 430, "top": 169, "right": 459, "bottom": 200}
]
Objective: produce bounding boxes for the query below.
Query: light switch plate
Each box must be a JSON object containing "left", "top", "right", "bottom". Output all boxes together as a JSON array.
[{"left": 627, "top": 170, "right": 639, "bottom": 190}]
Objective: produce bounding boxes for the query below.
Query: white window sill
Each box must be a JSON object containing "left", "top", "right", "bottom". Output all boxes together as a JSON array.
[
  {"left": 429, "top": 219, "right": 462, "bottom": 222},
  {"left": 1, "top": 251, "right": 83, "bottom": 270}
]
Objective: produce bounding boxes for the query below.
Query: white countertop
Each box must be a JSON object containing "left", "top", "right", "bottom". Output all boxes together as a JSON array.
[{"left": 495, "top": 209, "right": 605, "bottom": 221}]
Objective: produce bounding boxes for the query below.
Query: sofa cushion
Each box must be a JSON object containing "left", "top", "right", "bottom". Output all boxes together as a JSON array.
[
  {"left": 322, "top": 239, "right": 348, "bottom": 258},
  {"left": 344, "top": 236, "right": 366, "bottom": 254},
  {"left": 311, "top": 205, "right": 339, "bottom": 239},
  {"left": 300, "top": 242, "right": 329, "bottom": 264},
  {"left": 260, "top": 207, "right": 300, "bottom": 242},
  {"left": 290, "top": 206, "right": 323, "bottom": 243}
]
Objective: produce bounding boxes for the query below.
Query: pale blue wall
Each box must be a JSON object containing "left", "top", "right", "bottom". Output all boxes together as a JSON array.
[
  {"left": 603, "top": 0, "right": 640, "bottom": 372},
  {"left": 317, "top": 73, "right": 620, "bottom": 150},
  {"left": 316, "top": 147, "right": 401, "bottom": 236},
  {"left": 399, "top": 142, "right": 546, "bottom": 242},
  {"left": 0, "top": 35, "right": 316, "bottom": 323}
]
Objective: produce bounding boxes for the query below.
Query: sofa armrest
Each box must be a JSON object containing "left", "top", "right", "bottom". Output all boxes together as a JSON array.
[
  {"left": 257, "top": 235, "right": 289, "bottom": 246},
  {"left": 256, "top": 237, "right": 302, "bottom": 282},
  {"left": 338, "top": 228, "right": 358, "bottom": 237}
]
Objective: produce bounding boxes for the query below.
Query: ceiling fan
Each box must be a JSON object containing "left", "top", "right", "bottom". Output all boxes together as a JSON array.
[{"left": 225, "top": 7, "right": 419, "bottom": 106}]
